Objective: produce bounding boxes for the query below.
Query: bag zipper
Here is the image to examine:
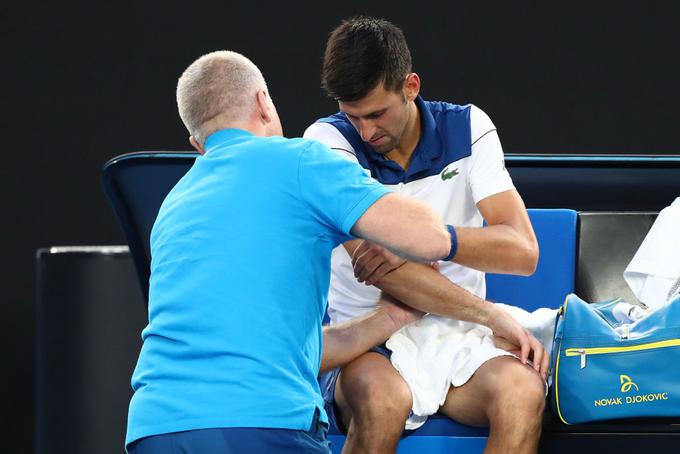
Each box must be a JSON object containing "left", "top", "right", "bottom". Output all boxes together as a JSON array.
[
  {"left": 553, "top": 295, "right": 571, "bottom": 425},
  {"left": 565, "top": 339, "right": 680, "bottom": 369}
]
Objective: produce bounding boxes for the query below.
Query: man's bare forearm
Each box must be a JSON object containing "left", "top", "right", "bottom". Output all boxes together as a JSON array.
[
  {"left": 320, "top": 308, "right": 400, "bottom": 372},
  {"left": 344, "top": 239, "right": 496, "bottom": 326},
  {"left": 448, "top": 189, "right": 538, "bottom": 275},
  {"left": 374, "top": 261, "right": 496, "bottom": 326},
  {"left": 453, "top": 224, "right": 538, "bottom": 276}
]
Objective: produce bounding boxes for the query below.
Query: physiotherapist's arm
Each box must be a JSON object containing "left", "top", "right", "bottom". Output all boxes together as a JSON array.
[
  {"left": 320, "top": 295, "right": 422, "bottom": 372},
  {"left": 352, "top": 192, "right": 537, "bottom": 284},
  {"left": 351, "top": 192, "right": 451, "bottom": 263}
]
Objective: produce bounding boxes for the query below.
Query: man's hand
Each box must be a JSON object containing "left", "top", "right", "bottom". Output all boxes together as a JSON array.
[
  {"left": 351, "top": 240, "right": 407, "bottom": 285},
  {"left": 375, "top": 293, "right": 425, "bottom": 330},
  {"left": 488, "top": 308, "right": 550, "bottom": 380}
]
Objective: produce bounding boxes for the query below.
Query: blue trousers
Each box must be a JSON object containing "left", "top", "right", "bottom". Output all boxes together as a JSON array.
[{"left": 128, "top": 409, "right": 330, "bottom": 453}]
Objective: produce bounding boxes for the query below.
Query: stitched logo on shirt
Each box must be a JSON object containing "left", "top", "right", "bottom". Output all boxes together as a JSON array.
[{"left": 441, "top": 166, "right": 459, "bottom": 181}]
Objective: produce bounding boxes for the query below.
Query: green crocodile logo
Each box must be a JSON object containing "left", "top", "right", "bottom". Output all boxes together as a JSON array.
[{"left": 441, "top": 166, "right": 459, "bottom": 181}]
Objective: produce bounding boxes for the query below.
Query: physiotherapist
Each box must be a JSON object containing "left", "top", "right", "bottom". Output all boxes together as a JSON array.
[{"left": 124, "top": 50, "right": 456, "bottom": 454}]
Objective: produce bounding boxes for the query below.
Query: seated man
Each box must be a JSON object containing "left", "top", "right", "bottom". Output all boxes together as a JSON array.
[
  {"left": 305, "top": 17, "right": 548, "bottom": 454},
  {"left": 125, "top": 50, "right": 462, "bottom": 454}
]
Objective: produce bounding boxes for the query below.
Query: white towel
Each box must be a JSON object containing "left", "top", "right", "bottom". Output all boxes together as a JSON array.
[
  {"left": 612, "top": 302, "right": 649, "bottom": 324},
  {"left": 386, "top": 304, "right": 558, "bottom": 430},
  {"left": 624, "top": 197, "right": 680, "bottom": 308}
]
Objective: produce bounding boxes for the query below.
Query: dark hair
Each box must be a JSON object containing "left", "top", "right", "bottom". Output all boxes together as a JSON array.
[{"left": 322, "top": 17, "right": 412, "bottom": 102}]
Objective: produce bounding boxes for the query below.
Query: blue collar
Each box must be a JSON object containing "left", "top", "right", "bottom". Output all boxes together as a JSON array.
[
  {"left": 204, "top": 128, "right": 254, "bottom": 154},
  {"left": 409, "top": 95, "right": 443, "bottom": 173},
  {"left": 316, "top": 96, "right": 472, "bottom": 184},
  {"left": 359, "top": 96, "right": 443, "bottom": 174}
]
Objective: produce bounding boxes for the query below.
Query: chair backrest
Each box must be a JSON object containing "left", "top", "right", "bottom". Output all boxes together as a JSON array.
[
  {"left": 576, "top": 212, "right": 657, "bottom": 304},
  {"left": 486, "top": 209, "right": 578, "bottom": 311},
  {"left": 106, "top": 152, "right": 673, "bottom": 308},
  {"left": 505, "top": 155, "right": 680, "bottom": 212},
  {"left": 102, "top": 152, "right": 197, "bottom": 303}
]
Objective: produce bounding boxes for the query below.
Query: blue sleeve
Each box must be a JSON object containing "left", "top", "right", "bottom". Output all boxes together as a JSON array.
[{"left": 298, "top": 141, "right": 391, "bottom": 239}]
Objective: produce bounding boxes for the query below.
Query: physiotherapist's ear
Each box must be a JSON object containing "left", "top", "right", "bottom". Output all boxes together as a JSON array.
[
  {"left": 403, "top": 73, "right": 421, "bottom": 102},
  {"left": 189, "top": 135, "right": 205, "bottom": 155},
  {"left": 256, "top": 89, "right": 273, "bottom": 125}
]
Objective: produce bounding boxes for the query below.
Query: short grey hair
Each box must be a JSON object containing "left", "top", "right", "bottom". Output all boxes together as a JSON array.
[{"left": 176, "top": 50, "right": 267, "bottom": 143}]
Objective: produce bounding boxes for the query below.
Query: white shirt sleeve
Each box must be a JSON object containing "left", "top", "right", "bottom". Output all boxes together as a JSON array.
[
  {"left": 467, "top": 105, "right": 515, "bottom": 204},
  {"left": 303, "top": 122, "right": 359, "bottom": 163}
]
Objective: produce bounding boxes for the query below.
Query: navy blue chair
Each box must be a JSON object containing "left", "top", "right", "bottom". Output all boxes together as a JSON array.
[
  {"left": 108, "top": 152, "right": 680, "bottom": 452},
  {"left": 102, "top": 152, "right": 197, "bottom": 303},
  {"left": 486, "top": 209, "right": 578, "bottom": 311},
  {"left": 103, "top": 154, "right": 579, "bottom": 453},
  {"left": 103, "top": 151, "right": 679, "bottom": 302}
]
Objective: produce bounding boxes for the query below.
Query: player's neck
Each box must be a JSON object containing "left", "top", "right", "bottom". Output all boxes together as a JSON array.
[{"left": 387, "top": 101, "right": 420, "bottom": 171}]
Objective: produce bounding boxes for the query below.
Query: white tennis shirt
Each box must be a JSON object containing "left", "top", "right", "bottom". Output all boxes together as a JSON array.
[{"left": 304, "top": 98, "right": 515, "bottom": 324}]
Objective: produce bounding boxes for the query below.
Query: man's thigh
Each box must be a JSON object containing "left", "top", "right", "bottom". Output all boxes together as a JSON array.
[
  {"left": 439, "top": 355, "right": 541, "bottom": 427},
  {"left": 334, "top": 350, "right": 412, "bottom": 431}
]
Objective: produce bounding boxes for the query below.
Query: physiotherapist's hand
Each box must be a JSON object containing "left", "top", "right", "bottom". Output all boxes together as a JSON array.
[
  {"left": 488, "top": 308, "right": 550, "bottom": 380},
  {"left": 351, "top": 240, "right": 407, "bottom": 285},
  {"left": 376, "top": 293, "right": 425, "bottom": 330}
]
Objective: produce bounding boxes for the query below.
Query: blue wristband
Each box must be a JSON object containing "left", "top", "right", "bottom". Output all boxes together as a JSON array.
[{"left": 443, "top": 224, "right": 458, "bottom": 261}]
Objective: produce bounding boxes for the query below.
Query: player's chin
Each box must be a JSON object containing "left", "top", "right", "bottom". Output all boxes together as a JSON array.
[{"left": 368, "top": 141, "right": 395, "bottom": 155}]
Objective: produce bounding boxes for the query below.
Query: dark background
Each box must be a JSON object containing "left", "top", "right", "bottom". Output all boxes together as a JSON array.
[{"left": 3, "top": 1, "right": 679, "bottom": 451}]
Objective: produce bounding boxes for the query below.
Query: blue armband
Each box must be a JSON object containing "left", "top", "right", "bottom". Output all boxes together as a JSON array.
[{"left": 442, "top": 224, "right": 458, "bottom": 261}]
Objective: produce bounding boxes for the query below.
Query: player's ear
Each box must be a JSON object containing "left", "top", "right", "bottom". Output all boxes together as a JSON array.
[{"left": 403, "top": 73, "right": 421, "bottom": 102}]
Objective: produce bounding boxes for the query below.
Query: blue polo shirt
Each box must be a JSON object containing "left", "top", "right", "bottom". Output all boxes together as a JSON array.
[{"left": 126, "top": 129, "right": 390, "bottom": 446}]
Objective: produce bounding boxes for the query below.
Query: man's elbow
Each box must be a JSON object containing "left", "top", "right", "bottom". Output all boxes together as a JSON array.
[
  {"left": 420, "top": 226, "right": 450, "bottom": 262},
  {"left": 519, "top": 242, "right": 539, "bottom": 276}
]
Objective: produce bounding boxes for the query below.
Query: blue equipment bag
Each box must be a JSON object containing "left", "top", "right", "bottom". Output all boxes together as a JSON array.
[{"left": 550, "top": 293, "right": 680, "bottom": 425}]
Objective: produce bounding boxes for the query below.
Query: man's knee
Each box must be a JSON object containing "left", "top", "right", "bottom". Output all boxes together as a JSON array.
[
  {"left": 488, "top": 359, "right": 546, "bottom": 420},
  {"left": 339, "top": 354, "right": 413, "bottom": 425}
]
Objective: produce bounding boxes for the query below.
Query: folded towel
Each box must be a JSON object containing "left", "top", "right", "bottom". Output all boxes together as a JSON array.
[
  {"left": 386, "top": 304, "right": 558, "bottom": 429},
  {"left": 624, "top": 197, "right": 680, "bottom": 308}
]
